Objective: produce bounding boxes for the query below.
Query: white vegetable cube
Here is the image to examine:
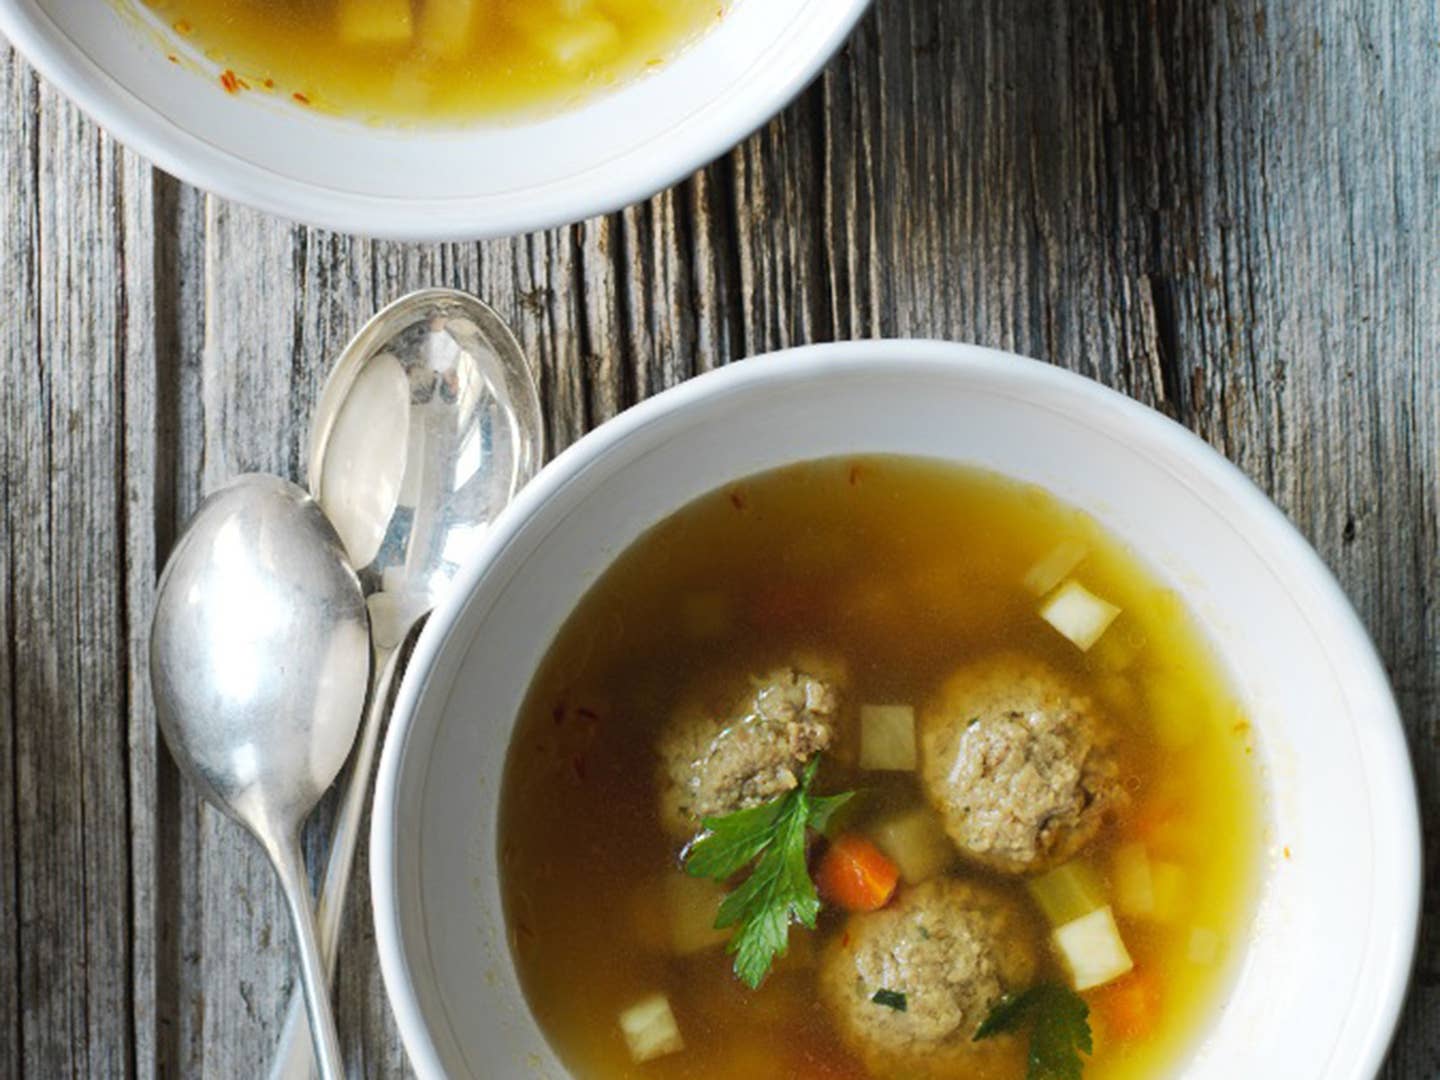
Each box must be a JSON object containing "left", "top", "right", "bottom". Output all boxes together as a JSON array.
[
  {"left": 1112, "top": 843, "right": 1155, "bottom": 918},
  {"left": 556, "top": 19, "right": 620, "bottom": 66},
  {"left": 1023, "top": 538, "right": 1088, "bottom": 595},
  {"left": 664, "top": 873, "right": 730, "bottom": 955},
  {"left": 513, "top": 5, "right": 621, "bottom": 68},
  {"left": 859, "top": 704, "right": 917, "bottom": 770},
  {"left": 1040, "top": 580, "right": 1121, "bottom": 651},
  {"left": 869, "top": 809, "right": 952, "bottom": 884},
  {"left": 1026, "top": 860, "right": 1104, "bottom": 927},
  {"left": 1149, "top": 861, "right": 1186, "bottom": 923},
  {"left": 338, "top": 0, "right": 414, "bottom": 43},
  {"left": 1188, "top": 926, "right": 1222, "bottom": 965},
  {"left": 418, "top": 0, "right": 478, "bottom": 58},
  {"left": 618, "top": 994, "right": 684, "bottom": 1064},
  {"left": 1053, "top": 905, "right": 1134, "bottom": 991}
]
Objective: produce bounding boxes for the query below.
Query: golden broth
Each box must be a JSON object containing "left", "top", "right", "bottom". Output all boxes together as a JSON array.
[
  {"left": 500, "top": 456, "right": 1265, "bottom": 1079},
  {"left": 139, "top": 0, "right": 725, "bottom": 122}
]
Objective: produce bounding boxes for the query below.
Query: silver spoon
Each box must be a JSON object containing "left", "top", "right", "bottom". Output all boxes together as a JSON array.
[
  {"left": 151, "top": 475, "right": 368, "bottom": 1080},
  {"left": 267, "top": 289, "right": 544, "bottom": 1080}
]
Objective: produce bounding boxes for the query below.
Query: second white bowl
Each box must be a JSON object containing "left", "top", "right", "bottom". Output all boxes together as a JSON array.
[{"left": 0, "top": 0, "right": 871, "bottom": 239}]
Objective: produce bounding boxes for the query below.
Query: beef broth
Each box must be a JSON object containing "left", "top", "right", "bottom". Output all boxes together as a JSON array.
[{"left": 500, "top": 456, "right": 1264, "bottom": 1079}]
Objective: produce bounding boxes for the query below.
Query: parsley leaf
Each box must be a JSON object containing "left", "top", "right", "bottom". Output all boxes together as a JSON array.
[
  {"left": 683, "top": 757, "right": 853, "bottom": 988},
  {"left": 807, "top": 790, "right": 855, "bottom": 834},
  {"left": 975, "top": 983, "right": 1092, "bottom": 1080},
  {"left": 682, "top": 798, "right": 787, "bottom": 880},
  {"left": 871, "top": 989, "right": 908, "bottom": 1011}
]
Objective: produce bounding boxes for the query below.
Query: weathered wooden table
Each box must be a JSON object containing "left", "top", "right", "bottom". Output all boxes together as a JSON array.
[{"left": 1, "top": 1, "right": 1435, "bottom": 1076}]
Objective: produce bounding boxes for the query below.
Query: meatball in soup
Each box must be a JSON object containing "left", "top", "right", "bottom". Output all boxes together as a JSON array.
[
  {"left": 920, "top": 656, "right": 1126, "bottom": 875},
  {"left": 820, "top": 879, "right": 1039, "bottom": 1077},
  {"left": 656, "top": 660, "right": 843, "bottom": 837}
]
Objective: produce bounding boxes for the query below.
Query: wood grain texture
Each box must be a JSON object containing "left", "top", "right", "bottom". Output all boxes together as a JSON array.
[
  {"left": 1, "top": 41, "right": 35, "bottom": 1080},
  {"left": 1, "top": 61, "right": 158, "bottom": 1076},
  {"left": 2, "top": 0, "right": 1437, "bottom": 1075}
]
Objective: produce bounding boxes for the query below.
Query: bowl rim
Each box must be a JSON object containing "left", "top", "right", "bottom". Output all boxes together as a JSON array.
[
  {"left": 0, "top": 0, "right": 872, "bottom": 240},
  {"left": 370, "top": 339, "right": 1423, "bottom": 1079}
]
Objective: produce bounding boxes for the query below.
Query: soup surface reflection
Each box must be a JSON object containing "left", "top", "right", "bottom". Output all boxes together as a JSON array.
[{"left": 501, "top": 456, "right": 1264, "bottom": 1079}]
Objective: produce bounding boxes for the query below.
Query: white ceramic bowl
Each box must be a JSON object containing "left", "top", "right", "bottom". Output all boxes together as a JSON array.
[
  {"left": 0, "top": 0, "right": 870, "bottom": 240},
  {"left": 371, "top": 341, "right": 1421, "bottom": 1079}
]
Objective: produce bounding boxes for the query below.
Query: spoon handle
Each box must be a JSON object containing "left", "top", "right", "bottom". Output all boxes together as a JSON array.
[
  {"left": 268, "top": 637, "right": 404, "bottom": 1080},
  {"left": 269, "top": 831, "right": 347, "bottom": 1080}
]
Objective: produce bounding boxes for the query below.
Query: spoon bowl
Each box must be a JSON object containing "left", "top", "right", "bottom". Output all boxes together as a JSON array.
[
  {"left": 151, "top": 474, "right": 369, "bottom": 1080},
  {"left": 309, "top": 288, "right": 544, "bottom": 641}
]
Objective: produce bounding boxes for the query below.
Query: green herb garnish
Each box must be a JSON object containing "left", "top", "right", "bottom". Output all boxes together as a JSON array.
[
  {"left": 871, "top": 989, "right": 908, "bottom": 1011},
  {"left": 683, "top": 757, "right": 853, "bottom": 988},
  {"left": 974, "top": 983, "right": 1092, "bottom": 1080}
]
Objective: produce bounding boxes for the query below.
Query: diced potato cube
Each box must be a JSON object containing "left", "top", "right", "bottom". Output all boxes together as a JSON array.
[
  {"left": 664, "top": 874, "right": 730, "bottom": 955},
  {"left": 1023, "top": 538, "right": 1088, "bottom": 595},
  {"left": 618, "top": 994, "right": 684, "bottom": 1064},
  {"left": 1040, "top": 580, "right": 1121, "bottom": 651},
  {"left": 338, "top": 0, "right": 414, "bottom": 43},
  {"left": 1188, "top": 926, "right": 1222, "bottom": 966},
  {"left": 681, "top": 592, "right": 732, "bottom": 639},
  {"left": 418, "top": 0, "right": 478, "bottom": 58},
  {"left": 513, "top": 7, "right": 621, "bottom": 69},
  {"left": 1150, "top": 862, "right": 1186, "bottom": 923},
  {"left": 1112, "top": 843, "right": 1155, "bottom": 918},
  {"left": 859, "top": 704, "right": 917, "bottom": 770},
  {"left": 868, "top": 808, "right": 953, "bottom": 885},
  {"left": 1053, "top": 905, "right": 1134, "bottom": 991},
  {"left": 1027, "top": 859, "right": 1105, "bottom": 927}
]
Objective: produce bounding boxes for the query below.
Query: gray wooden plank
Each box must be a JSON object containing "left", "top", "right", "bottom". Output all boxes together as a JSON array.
[
  {"left": 123, "top": 161, "right": 181, "bottom": 1080},
  {"left": 147, "top": 171, "right": 209, "bottom": 1080},
  {"left": 1, "top": 73, "right": 153, "bottom": 1076},
  {"left": 0, "top": 41, "right": 39, "bottom": 1080}
]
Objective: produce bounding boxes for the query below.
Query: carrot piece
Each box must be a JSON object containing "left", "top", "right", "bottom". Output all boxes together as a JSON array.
[
  {"left": 1089, "top": 968, "right": 1162, "bottom": 1040},
  {"left": 1131, "top": 798, "right": 1180, "bottom": 844},
  {"left": 816, "top": 835, "right": 899, "bottom": 912}
]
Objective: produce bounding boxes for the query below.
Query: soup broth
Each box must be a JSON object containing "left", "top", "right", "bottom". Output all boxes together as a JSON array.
[
  {"left": 500, "top": 457, "right": 1264, "bottom": 1079},
  {"left": 139, "top": 0, "right": 725, "bottom": 122}
]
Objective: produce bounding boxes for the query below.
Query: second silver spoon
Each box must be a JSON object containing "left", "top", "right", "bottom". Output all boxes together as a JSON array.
[{"left": 267, "top": 289, "right": 543, "bottom": 1079}]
